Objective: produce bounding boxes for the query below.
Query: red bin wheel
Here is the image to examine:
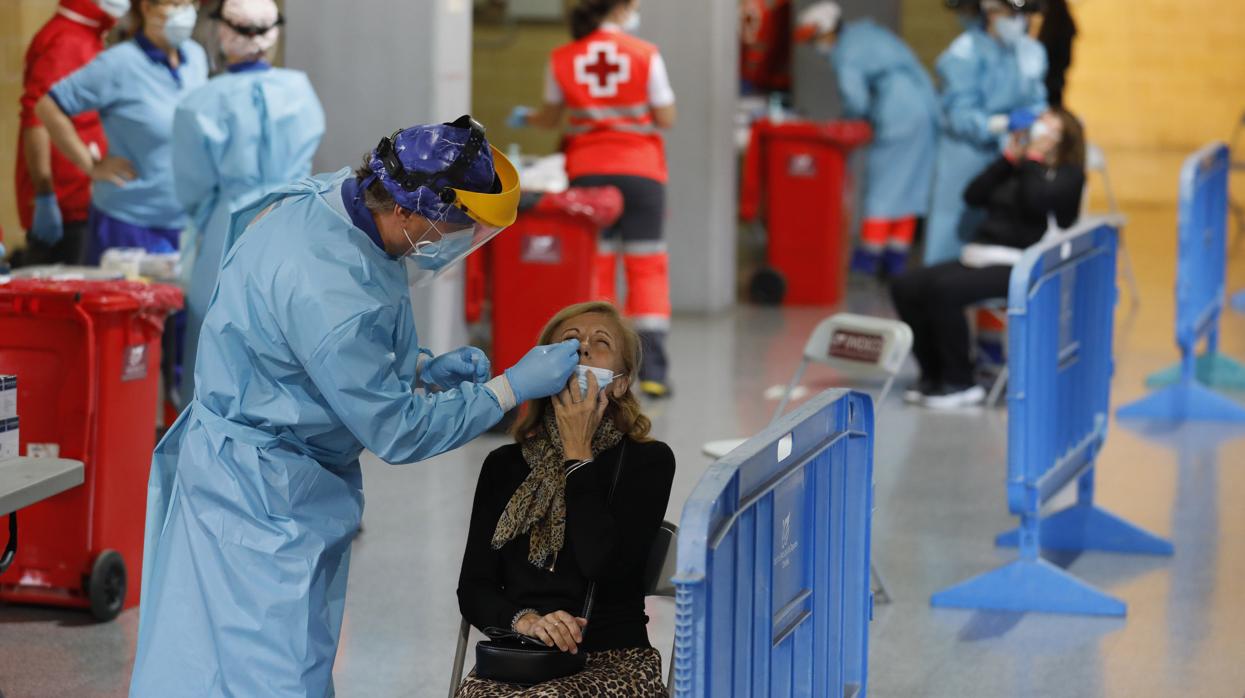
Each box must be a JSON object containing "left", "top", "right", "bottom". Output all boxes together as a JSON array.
[
  {"left": 749, "top": 267, "right": 787, "bottom": 306},
  {"left": 87, "top": 550, "right": 127, "bottom": 622}
]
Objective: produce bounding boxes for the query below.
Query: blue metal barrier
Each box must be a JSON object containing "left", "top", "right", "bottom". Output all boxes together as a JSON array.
[
  {"left": 1118, "top": 142, "right": 1245, "bottom": 422},
  {"left": 673, "top": 389, "right": 873, "bottom": 698},
  {"left": 931, "top": 218, "right": 1173, "bottom": 617}
]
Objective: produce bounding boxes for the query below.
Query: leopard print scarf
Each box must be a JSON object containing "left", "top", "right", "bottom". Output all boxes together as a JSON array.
[{"left": 491, "top": 410, "right": 625, "bottom": 567}]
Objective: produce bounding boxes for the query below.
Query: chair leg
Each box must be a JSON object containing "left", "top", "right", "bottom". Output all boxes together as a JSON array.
[
  {"left": 449, "top": 618, "right": 470, "bottom": 698},
  {"left": 668, "top": 638, "right": 677, "bottom": 698},
  {"left": 987, "top": 366, "right": 1008, "bottom": 408}
]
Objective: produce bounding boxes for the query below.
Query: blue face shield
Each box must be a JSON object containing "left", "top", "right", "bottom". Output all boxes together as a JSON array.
[{"left": 405, "top": 224, "right": 475, "bottom": 272}]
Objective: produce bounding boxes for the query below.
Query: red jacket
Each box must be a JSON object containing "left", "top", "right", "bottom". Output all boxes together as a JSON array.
[
  {"left": 551, "top": 30, "right": 668, "bottom": 183},
  {"left": 15, "top": 0, "right": 112, "bottom": 229}
]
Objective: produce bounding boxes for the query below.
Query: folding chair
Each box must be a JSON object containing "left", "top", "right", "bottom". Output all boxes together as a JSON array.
[
  {"left": 700, "top": 313, "right": 912, "bottom": 604},
  {"left": 1086, "top": 142, "right": 1141, "bottom": 309},
  {"left": 969, "top": 299, "right": 1010, "bottom": 409},
  {"left": 448, "top": 521, "right": 680, "bottom": 698}
]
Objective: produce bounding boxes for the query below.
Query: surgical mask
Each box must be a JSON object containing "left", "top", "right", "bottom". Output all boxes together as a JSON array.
[
  {"left": 575, "top": 365, "right": 617, "bottom": 397},
  {"left": 406, "top": 227, "right": 474, "bottom": 271},
  {"left": 163, "top": 5, "right": 197, "bottom": 45},
  {"left": 992, "top": 15, "right": 1027, "bottom": 45},
  {"left": 622, "top": 11, "right": 641, "bottom": 32},
  {"left": 1030, "top": 119, "right": 1052, "bottom": 142},
  {"left": 97, "top": 0, "right": 131, "bottom": 19}
]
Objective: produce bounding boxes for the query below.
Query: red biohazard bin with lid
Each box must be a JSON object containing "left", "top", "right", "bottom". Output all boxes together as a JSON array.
[
  {"left": 473, "top": 187, "right": 623, "bottom": 372},
  {"left": 741, "top": 118, "right": 872, "bottom": 306},
  {"left": 0, "top": 279, "right": 182, "bottom": 621}
]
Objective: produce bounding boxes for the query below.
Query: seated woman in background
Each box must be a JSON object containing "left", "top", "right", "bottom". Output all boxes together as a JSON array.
[
  {"left": 891, "top": 108, "right": 1086, "bottom": 409},
  {"left": 456, "top": 301, "right": 675, "bottom": 698}
]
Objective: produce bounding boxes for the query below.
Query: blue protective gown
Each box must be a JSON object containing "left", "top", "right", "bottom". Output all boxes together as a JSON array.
[
  {"left": 172, "top": 61, "right": 325, "bottom": 409},
  {"left": 829, "top": 18, "right": 940, "bottom": 220},
  {"left": 924, "top": 27, "right": 1047, "bottom": 264},
  {"left": 49, "top": 34, "right": 208, "bottom": 231},
  {"left": 129, "top": 170, "right": 505, "bottom": 698}
]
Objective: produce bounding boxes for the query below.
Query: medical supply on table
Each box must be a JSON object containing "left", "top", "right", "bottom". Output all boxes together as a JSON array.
[
  {"left": 575, "top": 365, "right": 616, "bottom": 397},
  {"left": 99, "top": 248, "right": 180, "bottom": 282},
  {"left": 0, "top": 418, "right": 17, "bottom": 461},
  {"left": 0, "top": 376, "right": 16, "bottom": 420}
]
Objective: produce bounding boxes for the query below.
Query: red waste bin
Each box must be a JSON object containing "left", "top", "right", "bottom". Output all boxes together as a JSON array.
[
  {"left": 0, "top": 279, "right": 182, "bottom": 621},
  {"left": 488, "top": 210, "right": 600, "bottom": 372},
  {"left": 741, "top": 118, "right": 871, "bottom": 306},
  {"left": 475, "top": 187, "right": 623, "bottom": 373}
]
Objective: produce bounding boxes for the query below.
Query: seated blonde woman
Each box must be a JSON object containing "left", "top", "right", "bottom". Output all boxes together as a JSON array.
[{"left": 456, "top": 301, "right": 675, "bottom": 698}]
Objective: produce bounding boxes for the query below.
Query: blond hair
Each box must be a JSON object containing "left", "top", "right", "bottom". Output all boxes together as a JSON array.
[{"left": 511, "top": 301, "right": 652, "bottom": 444}]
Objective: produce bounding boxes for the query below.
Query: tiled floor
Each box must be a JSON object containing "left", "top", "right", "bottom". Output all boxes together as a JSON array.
[{"left": 1, "top": 204, "right": 1243, "bottom": 697}]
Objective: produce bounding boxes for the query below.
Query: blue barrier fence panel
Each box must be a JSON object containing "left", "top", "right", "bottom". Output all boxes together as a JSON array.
[
  {"left": 931, "top": 218, "right": 1172, "bottom": 617},
  {"left": 673, "top": 389, "right": 873, "bottom": 698},
  {"left": 1120, "top": 142, "right": 1245, "bottom": 420}
]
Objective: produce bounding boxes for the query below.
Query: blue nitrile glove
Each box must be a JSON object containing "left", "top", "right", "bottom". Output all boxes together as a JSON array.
[
  {"left": 504, "top": 339, "right": 581, "bottom": 404},
  {"left": 1007, "top": 108, "right": 1038, "bottom": 133},
  {"left": 424, "top": 346, "right": 491, "bottom": 389},
  {"left": 507, "top": 105, "right": 532, "bottom": 129},
  {"left": 30, "top": 193, "right": 64, "bottom": 246}
]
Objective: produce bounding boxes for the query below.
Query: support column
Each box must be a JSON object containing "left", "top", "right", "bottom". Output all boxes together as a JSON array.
[
  {"left": 638, "top": 1, "right": 739, "bottom": 313},
  {"left": 285, "top": 0, "right": 474, "bottom": 353}
]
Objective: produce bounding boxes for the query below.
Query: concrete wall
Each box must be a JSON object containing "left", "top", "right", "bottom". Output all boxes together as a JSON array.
[{"left": 0, "top": 0, "right": 60, "bottom": 253}]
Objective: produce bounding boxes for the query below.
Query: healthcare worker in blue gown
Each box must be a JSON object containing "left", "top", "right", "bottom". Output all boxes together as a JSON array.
[
  {"left": 924, "top": 0, "right": 1047, "bottom": 265},
  {"left": 793, "top": 1, "right": 940, "bottom": 277},
  {"left": 172, "top": 0, "right": 325, "bottom": 409},
  {"left": 35, "top": 0, "right": 208, "bottom": 263},
  {"left": 128, "top": 116, "right": 582, "bottom": 698}
]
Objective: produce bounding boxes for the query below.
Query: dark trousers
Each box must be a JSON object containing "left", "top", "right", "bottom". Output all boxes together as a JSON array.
[
  {"left": 21, "top": 219, "right": 90, "bottom": 267},
  {"left": 889, "top": 262, "right": 1012, "bottom": 387}
]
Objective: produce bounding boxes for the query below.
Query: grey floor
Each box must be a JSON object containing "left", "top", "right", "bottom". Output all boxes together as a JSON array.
[{"left": 2, "top": 204, "right": 1244, "bottom": 697}]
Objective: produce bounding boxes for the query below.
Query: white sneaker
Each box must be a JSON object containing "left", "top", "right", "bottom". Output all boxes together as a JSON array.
[
  {"left": 923, "top": 385, "right": 986, "bottom": 410},
  {"left": 903, "top": 381, "right": 938, "bottom": 405}
]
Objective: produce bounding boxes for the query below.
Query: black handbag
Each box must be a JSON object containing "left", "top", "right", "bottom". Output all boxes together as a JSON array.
[{"left": 472, "top": 443, "right": 626, "bottom": 687}]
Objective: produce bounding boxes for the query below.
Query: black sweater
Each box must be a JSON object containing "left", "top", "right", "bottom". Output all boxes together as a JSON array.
[
  {"left": 963, "top": 156, "right": 1086, "bottom": 249},
  {"left": 457, "top": 438, "right": 676, "bottom": 653}
]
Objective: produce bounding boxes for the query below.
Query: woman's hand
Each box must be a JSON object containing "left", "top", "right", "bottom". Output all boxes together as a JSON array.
[
  {"left": 91, "top": 156, "right": 137, "bottom": 186},
  {"left": 1027, "top": 128, "right": 1059, "bottom": 163},
  {"left": 1004, "top": 132, "right": 1027, "bottom": 162},
  {"left": 552, "top": 372, "right": 608, "bottom": 462},
  {"left": 515, "top": 610, "right": 589, "bottom": 654}
]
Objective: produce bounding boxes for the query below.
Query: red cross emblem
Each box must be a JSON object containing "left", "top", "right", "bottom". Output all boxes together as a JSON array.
[{"left": 574, "top": 41, "right": 631, "bottom": 98}]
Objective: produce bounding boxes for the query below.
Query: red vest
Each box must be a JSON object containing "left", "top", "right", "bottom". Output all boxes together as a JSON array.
[
  {"left": 551, "top": 30, "right": 667, "bottom": 183},
  {"left": 740, "top": 0, "right": 792, "bottom": 92},
  {"left": 15, "top": 1, "right": 111, "bottom": 229}
]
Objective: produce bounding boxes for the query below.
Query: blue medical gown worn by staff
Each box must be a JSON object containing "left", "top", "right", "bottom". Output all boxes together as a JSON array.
[
  {"left": 924, "top": 27, "right": 1047, "bottom": 264},
  {"left": 129, "top": 170, "right": 505, "bottom": 698},
  {"left": 172, "top": 65, "right": 325, "bottom": 408},
  {"left": 830, "top": 18, "right": 940, "bottom": 220}
]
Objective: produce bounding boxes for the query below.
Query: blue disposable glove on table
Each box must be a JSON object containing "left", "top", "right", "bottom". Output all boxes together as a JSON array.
[
  {"left": 505, "top": 339, "right": 580, "bottom": 404},
  {"left": 30, "top": 193, "right": 64, "bottom": 246},
  {"left": 424, "top": 346, "right": 491, "bottom": 390}
]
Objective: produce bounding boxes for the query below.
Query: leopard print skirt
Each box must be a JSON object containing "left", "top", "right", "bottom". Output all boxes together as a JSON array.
[{"left": 454, "top": 647, "right": 667, "bottom": 697}]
